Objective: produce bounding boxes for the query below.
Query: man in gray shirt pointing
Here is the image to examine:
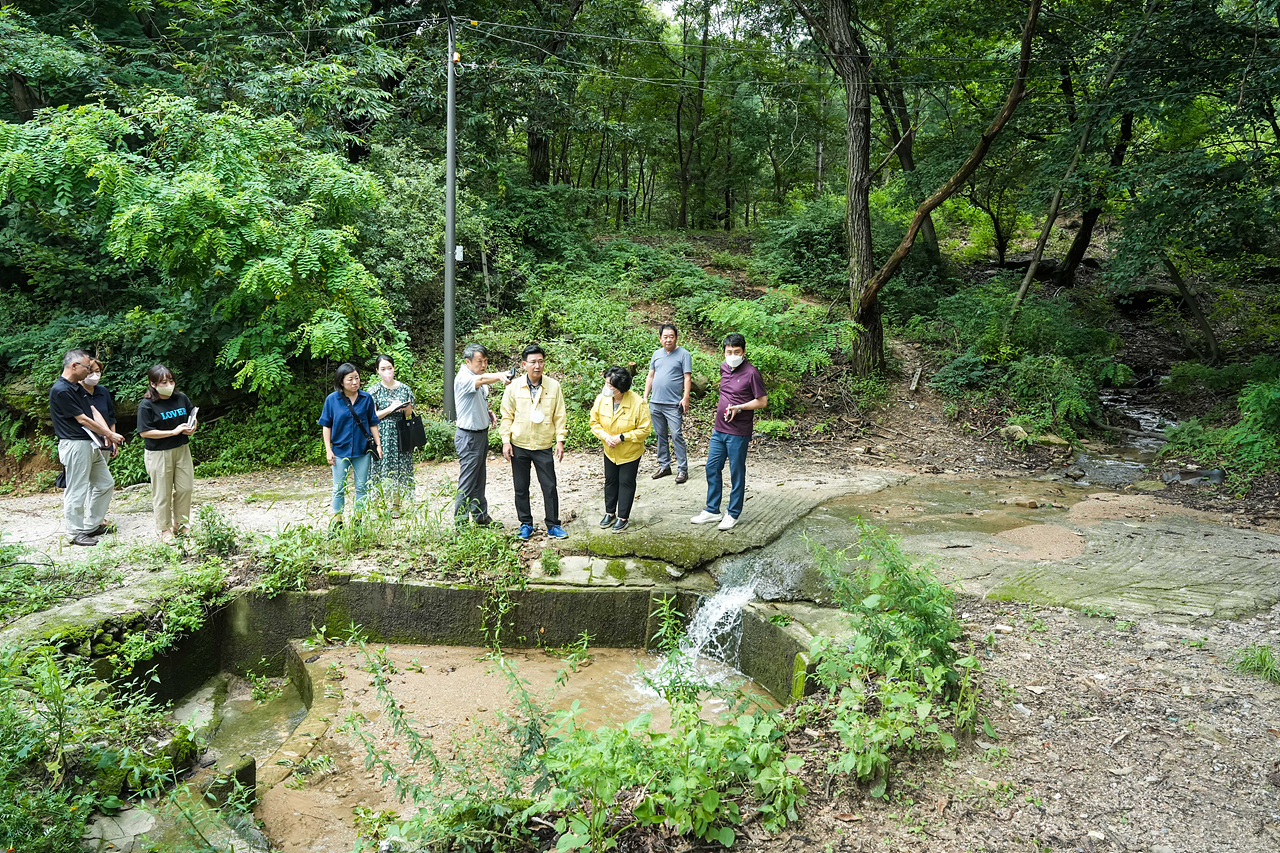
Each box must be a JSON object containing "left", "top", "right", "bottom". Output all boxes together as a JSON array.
[
  {"left": 453, "top": 343, "right": 511, "bottom": 526},
  {"left": 643, "top": 324, "right": 692, "bottom": 484}
]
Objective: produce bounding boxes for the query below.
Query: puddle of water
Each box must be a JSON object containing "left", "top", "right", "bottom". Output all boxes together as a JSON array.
[{"left": 551, "top": 649, "right": 779, "bottom": 729}]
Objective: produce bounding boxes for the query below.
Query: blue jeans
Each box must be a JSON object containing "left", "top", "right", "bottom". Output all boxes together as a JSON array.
[
  {"left": 704, "top": 430, "right": 750, "bottom": 519},
  {"left": 332, "top": 453, "right": 372, "bottom": 514}
]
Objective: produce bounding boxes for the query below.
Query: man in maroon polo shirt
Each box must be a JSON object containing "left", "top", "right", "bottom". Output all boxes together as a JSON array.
[{"left": 690, "top": 333, "right": 768, "bottom": 531}]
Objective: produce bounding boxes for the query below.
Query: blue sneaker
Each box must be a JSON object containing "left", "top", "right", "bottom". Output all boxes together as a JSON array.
[
  {"left": 547, "top": 524, "right": 569, "bottom": 540},
  {"left": 517, "top": 523, "right": 534, "bottom": 541}
]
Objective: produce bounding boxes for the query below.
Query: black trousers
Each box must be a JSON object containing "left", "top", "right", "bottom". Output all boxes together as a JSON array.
[
  {"left": 511, "top": 444, "right": 560, "bottom": 527},
  {"left": 604, "top": 456, "right": 641, "bottom": 519}
]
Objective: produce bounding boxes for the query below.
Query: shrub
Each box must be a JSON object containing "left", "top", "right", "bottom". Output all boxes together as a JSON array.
[
  {"left": 755, "top": 419, "right": 794, "bottom": 439},
  {"left": 800, "top": 522, "right": 980, "bottom": 798},
  {"left": 416, "top": 419, "right": 457, "bottom": 462}
]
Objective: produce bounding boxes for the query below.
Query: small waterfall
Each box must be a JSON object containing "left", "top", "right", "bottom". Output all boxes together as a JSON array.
[
  {"left": 680, "top": 583, "right": 757, "bottom": 669},
  {"left": 633, "top": 582, "right": 758, "bottom": 702}
]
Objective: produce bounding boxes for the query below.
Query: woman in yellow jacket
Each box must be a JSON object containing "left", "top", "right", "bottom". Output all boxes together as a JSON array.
[{"left": 590, "top": 366, "right": 652, "bottom": 533}]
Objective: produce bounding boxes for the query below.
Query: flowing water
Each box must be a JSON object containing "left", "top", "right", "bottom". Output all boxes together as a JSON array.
[{"left": 1073, "top": 387, "right": 1178, "bottom": 486}]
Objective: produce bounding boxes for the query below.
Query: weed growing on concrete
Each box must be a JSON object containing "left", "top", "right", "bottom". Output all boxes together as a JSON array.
[
  {"left": 0, "top": 533, "right": 123, "bottom": 625},
  {"left": 248, "top": 657, "right": 286, "bottom": 703},
  {"left": 799, "top": 521, "right": 982, "bottom": 799},
  {"left": 111, "top": 557, "right": 232, "bottom": 675},
  {"left": 0, "top": 647, "right": 182, "bottom": 852}
]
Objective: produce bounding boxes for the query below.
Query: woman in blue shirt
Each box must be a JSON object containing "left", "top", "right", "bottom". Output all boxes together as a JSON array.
[{"left": 318, "top": 363, "right": 382, "bottom": 527}]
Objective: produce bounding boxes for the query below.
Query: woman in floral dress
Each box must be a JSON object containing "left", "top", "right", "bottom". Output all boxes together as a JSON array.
[{"left": 369, "top": 354, "right": 416, "bottom": 515}]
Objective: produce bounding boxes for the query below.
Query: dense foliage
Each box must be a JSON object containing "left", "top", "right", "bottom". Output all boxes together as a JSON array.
[{"left": 0, "top": 0, "right": 1277, "bottom": 482}]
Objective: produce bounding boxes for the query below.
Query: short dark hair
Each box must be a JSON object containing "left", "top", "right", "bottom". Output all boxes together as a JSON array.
[
  {"left": 334, "top": 362, "right": 360, "bottom": 391},
  {"left": 723, "top": 333, "right": 747, "bottom": 351},
  {"left": 373, "top": 354, "right": 395, "bottom": 370},
  {"left": 659, "top": 323, "right": 678, "bottom": 337},
  {"left": 143, "top": 364, "right": 176, "bottom": 400},
  {"left": 63, "top": 349, "right": 90, "bottom": 368},
  {"left": 463, "top": 343, "right": 488, "bottom": 360},
  {"left": 604, "top": 366, "right": 632, "bottom": 393},
  {"left": 521, "top": 344, "right": 545, "bottom": 362}
]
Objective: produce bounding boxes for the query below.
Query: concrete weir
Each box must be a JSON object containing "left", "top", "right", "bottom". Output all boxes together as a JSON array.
[{"left": 221, "top": 574, "right": 821, "bottom": 705}]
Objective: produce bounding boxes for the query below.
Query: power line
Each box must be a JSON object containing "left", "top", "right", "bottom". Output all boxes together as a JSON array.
[{"left": 458, "top": 16, "right": 1268, "bottom": 68}]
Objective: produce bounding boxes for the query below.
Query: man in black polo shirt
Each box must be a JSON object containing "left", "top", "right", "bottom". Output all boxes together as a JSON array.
[{"left": 50, "top": 349, "right": 123, "bottom": 546}]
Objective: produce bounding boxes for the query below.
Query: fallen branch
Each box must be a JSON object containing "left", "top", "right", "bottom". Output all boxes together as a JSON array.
[{"left": 1087, "top": 413, "right": 1166, "bottom": 440}]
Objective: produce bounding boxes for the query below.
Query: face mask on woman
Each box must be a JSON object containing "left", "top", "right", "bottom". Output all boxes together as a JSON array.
[
  {"left": 83, "top": 373, "right": 101, "bottom": 387},
  {"left": 724, "top": 354, "right": 744, "bottom": 369},
  {"left": 156, "top": 383, "right": 175, "bottom": 399},
  {"left": 601, "top": 384, "right": 615, "bottom": 398}
]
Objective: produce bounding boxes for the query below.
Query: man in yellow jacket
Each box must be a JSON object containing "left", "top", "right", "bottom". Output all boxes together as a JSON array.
[
  {"left": 500, "top": 344, "right": 569, "bottom": 540},
  {"left": 590, "top": 366, "right": 652, "bottom": 533}
]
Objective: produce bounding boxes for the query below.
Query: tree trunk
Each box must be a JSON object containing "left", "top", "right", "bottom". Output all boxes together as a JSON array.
[
  {"left": 1163, "top": 257, "right": 1221, "bottom": 365},
  {"left": 792, "top": 0, "right": 878, "bottom": 371},
  {"left": 10, "top": 72, "right": 43, "bottom": 122},
  {"left": 856, "top": 0, "right": 1042, "bottom": 304},
  {"left": 1057, "top": 112, "right": 1134, "bottom": 285},
  {"left": 524, "top": 0, "right": 586, "bottom": 183},
  {"left": 1007, "top": 1, "right": 1154, "bottom": 334},
  {"left": 528, "top": 132, "right": 552, "bottom": 184}
]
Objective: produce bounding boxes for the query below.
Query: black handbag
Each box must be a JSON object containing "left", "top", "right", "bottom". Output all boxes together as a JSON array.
[
  {"left": 400, "top": 412, "right": 427, "bottom": 454},
  {"left": 342, "top": 394, "right": 381, "bottom": 461}
]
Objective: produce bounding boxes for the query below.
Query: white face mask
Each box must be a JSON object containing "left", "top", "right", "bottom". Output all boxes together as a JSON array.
[
  {"left": 156, "top": 384, "right": 175, "bottom": 398},
  {"left": 724, "top": 354, "right": 744, "bottom": 369},
  {"left": 83, "top": 373, "right": 101, "bottom": 387},
  {"left": 602, "top": 384, "right": 615, "bottom": 398}
]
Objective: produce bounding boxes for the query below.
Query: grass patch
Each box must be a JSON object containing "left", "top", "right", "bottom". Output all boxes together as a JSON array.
[{"left": 1232, "top": 643, "right": 1280, "bottom": 683}]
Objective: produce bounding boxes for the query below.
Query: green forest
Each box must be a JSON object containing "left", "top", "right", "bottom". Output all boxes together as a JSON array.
[{"left": 2, "top": 0, "right": 1279, "bottom": 492}]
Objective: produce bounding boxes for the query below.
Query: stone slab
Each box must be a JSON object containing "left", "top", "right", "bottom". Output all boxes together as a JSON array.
[{"left": 568, "top": 468, "right": 908, "bottom": 567}]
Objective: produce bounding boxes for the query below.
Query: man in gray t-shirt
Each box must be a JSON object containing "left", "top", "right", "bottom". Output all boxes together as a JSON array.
[
  {"left": 453, "top": 343, "right": 511, "bottom": 525},
  {"left": 643, "top": 324, "right": 693, "bottom": 483}
]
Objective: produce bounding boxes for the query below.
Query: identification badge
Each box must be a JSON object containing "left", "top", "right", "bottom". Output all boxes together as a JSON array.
[{"left": 530, "top": 409, "right": 545, "bottom": 424}]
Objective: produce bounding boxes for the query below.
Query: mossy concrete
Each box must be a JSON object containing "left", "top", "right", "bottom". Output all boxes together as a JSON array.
[
  {"left": 738, "top": 602, "right": 820, "bottom": 702},
  {"left": 569, "top": 468, "right": 908, "bottom": 567}
]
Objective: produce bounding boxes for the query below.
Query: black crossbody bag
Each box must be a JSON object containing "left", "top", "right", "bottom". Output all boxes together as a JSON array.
[
  {"left": 342, "top": 394, "right": 381, "bottom": 461},
  {"left": 398, "top": 389, "right": 427, "bottom": 454}
]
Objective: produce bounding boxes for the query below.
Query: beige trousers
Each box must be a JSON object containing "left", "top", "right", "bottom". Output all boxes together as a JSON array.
[
  {"left": 59, "top": 439, "right": 114, "bottom": 535},
  {"left": 145, "top": 444, "right": 194, "bottom": 534}
]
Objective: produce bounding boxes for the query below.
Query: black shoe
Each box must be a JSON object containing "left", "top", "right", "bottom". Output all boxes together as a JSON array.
[
  {"left": 651, "top": 468, "right": 672, "bottom": 480},
  {"left": 71, "top": 533, "right": 99, "bottom": 547},
  {"left": 327, "top": 517, "right": 343, "bottom": 540},
  {"left": 599, "top": 513, "right": 617, "bottom": 528},
  {"left": 612, "top": 518, "right": 629, "bottom": 533},
  {"left": 675, "top": 470, "right": 688, "bottom": 484}
]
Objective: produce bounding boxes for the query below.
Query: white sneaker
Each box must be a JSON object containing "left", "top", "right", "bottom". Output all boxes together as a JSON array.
[
  {"left": 717, "top": 515, "right": 738, "bottom": 531},
  {"left": 690, "top": 510, "right": 722, "bottom": 524}
]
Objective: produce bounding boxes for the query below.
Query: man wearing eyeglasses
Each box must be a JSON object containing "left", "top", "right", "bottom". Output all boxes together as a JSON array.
[{"left": 50, "top": 349, "right": 123, "bottom": 546}]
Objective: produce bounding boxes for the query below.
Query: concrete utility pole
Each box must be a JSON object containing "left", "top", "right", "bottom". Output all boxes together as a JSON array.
[{"left": 443, "top": 17, "right": 458, "bottom": 420}]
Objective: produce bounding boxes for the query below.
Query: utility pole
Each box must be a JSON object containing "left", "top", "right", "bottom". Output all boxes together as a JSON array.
[{"left": 443, "top": 16, "right": 458, "bottom": 420}]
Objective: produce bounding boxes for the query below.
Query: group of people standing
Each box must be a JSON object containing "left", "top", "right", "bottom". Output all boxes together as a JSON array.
[
  {"left": 450, "top": 325, "right": 768, "bottom": 539},
  {"left": 49, "top": 351, "right": 197, "bottom": 546},
  {"left": 318, "top": 355, "right": 419, "bottom": 528},
  {"left": 49, "top": 324, "right": 767, "bottom": 546}
]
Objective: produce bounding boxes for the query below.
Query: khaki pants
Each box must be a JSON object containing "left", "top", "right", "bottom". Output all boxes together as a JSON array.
[
  {"left": 145, "top": 444, "right": 194, "bottom": 534},
  {"left": 59, "top": 439, "right": 114, "bottom": 536}
]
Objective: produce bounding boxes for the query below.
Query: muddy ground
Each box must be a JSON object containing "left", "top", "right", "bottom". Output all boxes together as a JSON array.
[{"left": 247, "top": 597, "right": 1280, "bottom": 853}]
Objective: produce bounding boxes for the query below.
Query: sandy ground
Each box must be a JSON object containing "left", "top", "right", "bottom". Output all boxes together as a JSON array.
[{"left": 256, "top": 645, "right": 777, "bottom": 853}]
